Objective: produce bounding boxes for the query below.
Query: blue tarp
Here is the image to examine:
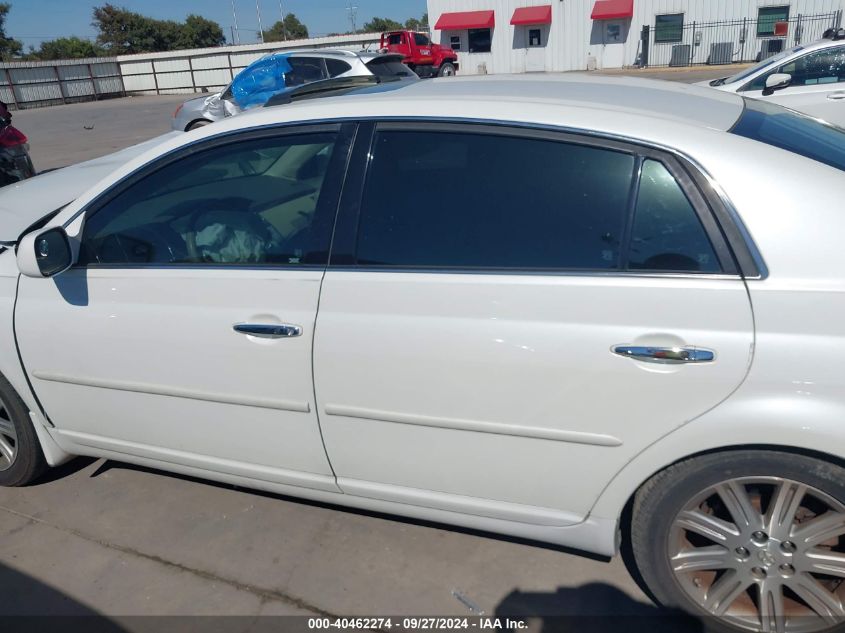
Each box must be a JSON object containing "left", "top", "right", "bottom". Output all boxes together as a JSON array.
[{"left": 230, "top": 53, "right": 293, "bottom": 110}]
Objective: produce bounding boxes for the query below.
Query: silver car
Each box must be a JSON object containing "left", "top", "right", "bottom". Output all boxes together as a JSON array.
[
  {"left": 172, "top": 49, "right": 417, "bottom": 131},
  {"left": 702, "top": 29, "right": 845, "bottom": 127}
]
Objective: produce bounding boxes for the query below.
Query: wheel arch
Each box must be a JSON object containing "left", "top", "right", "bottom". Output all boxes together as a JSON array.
[{"left": 590, "top": 391, "right": 845, "bottom": 531}]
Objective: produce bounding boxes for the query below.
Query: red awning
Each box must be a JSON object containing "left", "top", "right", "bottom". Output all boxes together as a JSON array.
[
  {"left": 591, "top": 0, "right": 633, "bottom": 20},
  {"left": 511, "top": 5, "right": 552, "bottom": 26},
  {"left": 435, "top": 10, "right": 495, "bottom": 30}
]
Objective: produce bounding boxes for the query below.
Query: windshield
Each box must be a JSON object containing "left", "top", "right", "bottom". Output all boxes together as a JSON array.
[
  {"left": 723, "top": 46, "right": 804, "bottom": 84},
  {"left": 730, "top": 98, "right": 845, "bottom": 172}
]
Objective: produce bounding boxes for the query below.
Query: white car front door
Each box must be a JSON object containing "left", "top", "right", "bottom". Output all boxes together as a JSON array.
[
  {"left": 741, "top": 45, "right": 845, "bottom": 127},
  {"left": 313, "top": 123, "right": 755, "bottom": 525},
  {"left": 15, "top": 124, "right": 353, "bottom": 492}
]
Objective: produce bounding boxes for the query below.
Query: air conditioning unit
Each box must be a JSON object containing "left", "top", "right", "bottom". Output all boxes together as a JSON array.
[
  {"left": 669, "top": 44, "right": 691, "bottom": 67},
  {"left": 708, "top": 42, "right": 734, "bottom": 65}
]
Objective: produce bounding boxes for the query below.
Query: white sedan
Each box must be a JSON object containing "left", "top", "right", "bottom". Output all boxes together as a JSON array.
[
  {"left": 702, "top": 29, "right": 845, "bottom": 127},
  {"left": 3, "top": 75, "right": 845, "bottom": 632}
]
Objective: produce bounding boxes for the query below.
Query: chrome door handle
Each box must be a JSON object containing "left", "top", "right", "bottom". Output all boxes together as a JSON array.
[
  {"left": 233, "top": 323, "right": 302, "bottom": 338},
  {"left": 612, "top": 345, "right": 715, "bottom": 363},
  {"left": 827, "top": 92, "right": 845, "bottom": 100}
]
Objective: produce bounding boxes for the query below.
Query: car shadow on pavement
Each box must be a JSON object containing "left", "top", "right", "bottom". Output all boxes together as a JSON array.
[
  {"left": 34, "top": 455, "right": 98, "bottom": 485},
  {"left": 495, "top": 583, "right": 703, "bottom": 632},
  {"left": 88, "top": 459, "right": 612, "bottom": 561},
  {"left": 0, "top": 561, "right": 126, "bottom": 630}
]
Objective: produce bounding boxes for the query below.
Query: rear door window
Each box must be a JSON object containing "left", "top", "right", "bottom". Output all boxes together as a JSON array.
[
  {"left": 326, "top": 59, "right": 352, "bottom": 77},
  {"left": 353, "top": 127, "right": 726, "bottom": 275},
  {"left": 356, "top": 130, "right": 635, "bottom": 270},
  {"left": 285, "top": 57, "right": 328, "bottom": 87}
]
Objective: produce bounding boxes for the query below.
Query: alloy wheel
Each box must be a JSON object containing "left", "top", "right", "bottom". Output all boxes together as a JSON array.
[
  {"left": 669, "top": 476, "right": 845, "bottom": 632},
  {"left": 0, "top": 395, "right": 16, "bottom": 471}
]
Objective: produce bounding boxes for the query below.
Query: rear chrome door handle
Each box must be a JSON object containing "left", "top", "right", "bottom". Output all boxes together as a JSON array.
[
  {"left": 233, "top": 323, "right": 302, "bottom": 338},
  {"left": 612, "top": 345, "right": 715, "bottom": 363},
  {"left": 827, "top": 92, "right": 845, "bottom": 100}
]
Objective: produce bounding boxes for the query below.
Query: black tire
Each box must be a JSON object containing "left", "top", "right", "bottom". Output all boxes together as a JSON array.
[
  {"left": 187, "top": 119, "right": 212, "bottom": 131},
  {"left": 437, "top": 62, "right": 456, "bottom": 77},
  {"left": 0, "top": 372, "right": 47, "bottom": 487},
  {"left": 632, "top": 450, "right": 845, "bottom": 632}
]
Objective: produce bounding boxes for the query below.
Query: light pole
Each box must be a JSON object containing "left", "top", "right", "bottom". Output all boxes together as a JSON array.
[
  {"left": 256, "top": 0, "right": 265, "bottom": 43},
  {"left": 230, "top": 0, "right": 240, "bottom": 44},
  {"left": 279, "top": 0, "right": 286, "bottom": 40}
]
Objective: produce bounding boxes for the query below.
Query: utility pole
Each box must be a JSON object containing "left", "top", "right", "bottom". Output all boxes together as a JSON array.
[
  {"left": 346, "top": 1, "right": 358, "bottom": 33},
  {"left": 231, "top": 0, "right": 241, "bottom": 44},
  {"left": 256, "top": 0, "right": 265, "bottom": 43}
]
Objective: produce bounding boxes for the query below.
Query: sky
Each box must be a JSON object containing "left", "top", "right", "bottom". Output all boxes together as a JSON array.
[{"left": 5, "top": 0, "right": 429, "bottom": 48}]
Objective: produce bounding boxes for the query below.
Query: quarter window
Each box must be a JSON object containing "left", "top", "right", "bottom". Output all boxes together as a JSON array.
[
  {"left": 628, "top": 160, "right": 720, "bottom": 273},
  {"left": 356, "top": 130, "right": 635, "bottom": 270},
  {"left": 80, "top": 133, "right": 339, "bottom": 266},
  {"left": 655, "top": 14, "right": 684, "bottom": 44},
  {"left": 468, "top": 28, "right": 492, "bottom": 53}
]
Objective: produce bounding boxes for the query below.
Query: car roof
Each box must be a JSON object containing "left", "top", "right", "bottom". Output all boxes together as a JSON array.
[
  {"left": 252, "top": 74, "right": 746, "bottom": 132},
  {"left": 260, "top": 49, "right": 370, "bottom": 60}
]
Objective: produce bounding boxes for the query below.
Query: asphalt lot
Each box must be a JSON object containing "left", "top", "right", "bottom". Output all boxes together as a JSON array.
[{"left": 1, "top": 69, "right": 733, "bottom": 629}]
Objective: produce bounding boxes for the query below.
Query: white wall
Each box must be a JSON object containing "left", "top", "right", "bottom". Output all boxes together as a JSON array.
[
  {"left": 117, "top": 33, "right": 382, "bottom": 95},
  {"left": 428, "top": 0, "right": 845, "bottom": 73}
]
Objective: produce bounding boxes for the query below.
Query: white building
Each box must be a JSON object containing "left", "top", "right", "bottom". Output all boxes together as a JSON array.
[{"left": 427, "top": 0, "right": 845, "bottom": 73}]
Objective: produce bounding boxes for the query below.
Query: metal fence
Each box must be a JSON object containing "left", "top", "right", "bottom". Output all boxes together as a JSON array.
[
  {"left": 638, "top": 10, "right": 843, "bottom": 68},
  {"left": 0, "top": 58, "right": 125, "bottom": 110},
  {"left": 117, "top": 34, "right": 382, "bottom": 96}
]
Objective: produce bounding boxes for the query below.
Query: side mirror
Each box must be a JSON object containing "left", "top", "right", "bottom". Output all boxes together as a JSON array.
[
  {"left": 763, "top": 73, "right": 792, "bottom": 96},
  {"left": 17, "top": 227, "right": 74, "bottom": 278}
]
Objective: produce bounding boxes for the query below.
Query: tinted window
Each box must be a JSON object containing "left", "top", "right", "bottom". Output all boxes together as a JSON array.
[
  {"left": 81, "top": 133, "right": 339, "bottom": 266},
  {"left": 655, "top": 14, "right": 684, "bottom": 43},
  {"left": 468, "top": 29, "right": 491, "bottom": 53},
  {"left": 366, "top": 58, "right": 415, "bottom": 78},
  {"left": 326, "top": 58, "right": 352, "bottom": 77},
  {"left": 414, "top": 33, "right": 430, "bottom": 46},
  {"left": 356, "top": 131, "right": 635, "bottom": 269},
  {"left": 628, "top": 160, "right": 719, "bottom": 273},
  {"left": 387, "top": 34, "right": 403, "bottom": 46},
  {"left": 285, "top": 57, "right": 326, "bottom": 86},
  {"left": 731, "top": 99, "right": 845, "bottom": 172}
]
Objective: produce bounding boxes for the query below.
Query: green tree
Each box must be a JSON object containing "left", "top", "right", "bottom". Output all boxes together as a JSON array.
[
  {"left": 262, "top": 13, "right": 309, "bottom": 42},
  {"left": 0, "top": 3, "right": 23, "bottom": 60},
  {"left": 361, "top": 17, "right": 403, "bottom": 33},
  {"left": 93, "top": 4, "right": 224, "bottom": 54},
  {"left": 31, "top": 36, "right": 103, "bottom": 60},
  {"left": 176, "top": 14, "right": 225, "bottom": 49}
]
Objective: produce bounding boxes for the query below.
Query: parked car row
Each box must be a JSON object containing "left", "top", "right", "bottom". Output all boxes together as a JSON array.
[
  {"left": 172, "top": 48, "right": 419, "bottom": 132},
  {"left": 3, "top": 65, "right": 845, "bottom": 633}
]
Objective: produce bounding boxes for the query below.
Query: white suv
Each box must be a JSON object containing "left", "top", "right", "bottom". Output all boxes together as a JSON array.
[{"left": 703, "top": 29, "right": 845, "bottom": 127}]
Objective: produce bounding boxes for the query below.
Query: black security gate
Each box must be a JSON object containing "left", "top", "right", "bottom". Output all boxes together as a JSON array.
[{"left": 638, "top": 10, "right": 843, "bottom": 68}]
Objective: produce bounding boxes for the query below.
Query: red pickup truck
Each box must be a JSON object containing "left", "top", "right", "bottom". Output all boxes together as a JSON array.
[{"left": 380, "top": 30, "right": 459, "bottom": 78}]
